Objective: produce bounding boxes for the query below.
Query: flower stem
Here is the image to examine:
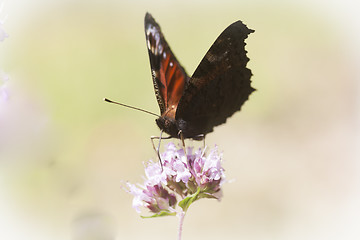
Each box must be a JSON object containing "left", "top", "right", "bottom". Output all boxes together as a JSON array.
[{"left": 178, "top": 211, "right": 186, "bottom": 240}]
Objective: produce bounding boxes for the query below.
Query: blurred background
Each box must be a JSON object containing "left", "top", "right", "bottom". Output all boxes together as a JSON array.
[{"left": 0, "top": 0, "right": 359, "bottom": 239}]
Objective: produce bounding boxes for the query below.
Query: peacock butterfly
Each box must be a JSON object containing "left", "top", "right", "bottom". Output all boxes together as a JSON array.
[{"left": 145, "top": 13, "right": 255, "bottom": 140}]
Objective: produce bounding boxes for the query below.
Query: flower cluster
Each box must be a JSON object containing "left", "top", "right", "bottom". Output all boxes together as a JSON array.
[{"left": 126, "top": 143, "right": 225, "bottom": 217}]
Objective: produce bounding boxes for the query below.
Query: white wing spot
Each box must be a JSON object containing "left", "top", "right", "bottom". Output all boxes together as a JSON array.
[
  {"left": 163, "top": 51, "right": 167, "bottom": 59},
  {"left": 146, "top": 25, "right": 163, "bottom": 55},
  {"left": 146, "top": 39, "right": 151, "bottom": 51},
  {"left": 158, "top": 43, "right": 163, "bottom": 55},
  {"left": 169, "top": 62, "right": 173, "bottom": 67}
]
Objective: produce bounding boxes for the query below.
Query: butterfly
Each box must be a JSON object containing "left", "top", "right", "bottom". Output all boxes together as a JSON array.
[{"left": 145, "top": 13, "right": 254, "bottom": 141}]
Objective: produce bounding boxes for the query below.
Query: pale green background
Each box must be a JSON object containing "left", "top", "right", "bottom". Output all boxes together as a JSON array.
[{"left": 0, "top": 0, "right": 359, "bottom": 239}]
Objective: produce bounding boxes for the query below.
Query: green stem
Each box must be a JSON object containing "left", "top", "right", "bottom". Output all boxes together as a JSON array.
[{"left": 178, "top": 211, "right": 185, "bottom": 240}]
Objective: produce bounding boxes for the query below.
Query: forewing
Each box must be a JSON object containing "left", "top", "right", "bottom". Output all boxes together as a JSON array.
[
  {"left": 145, "top": 13, "right": 189, "bottom": 118},
  {"left": 176, "top": 20, "right": 255, "bottom": 134}
]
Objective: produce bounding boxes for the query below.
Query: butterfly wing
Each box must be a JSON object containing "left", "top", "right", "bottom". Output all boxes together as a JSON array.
[
  {"left": 176, "top": 20, "right": 255, "bottom": 136},
  {"left": 144, "top": 13, "right": 189, "bottom": 119}
]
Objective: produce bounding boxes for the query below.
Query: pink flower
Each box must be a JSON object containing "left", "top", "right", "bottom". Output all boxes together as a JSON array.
[
  {"left": 190, "top": 146, "right": 225, "bottom": 193},
  {"left": 125, "top": 143, "right": 225, "bottom": 216},
  {"left": 126, "top": 182, "right": 177, "bottom": 214}
]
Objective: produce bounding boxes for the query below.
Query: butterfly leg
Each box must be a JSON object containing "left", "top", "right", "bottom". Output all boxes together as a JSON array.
[
  {"left": 151, "top": 130, "right": 164, "bottom": 169},
  {"left": 178, "top": 130, "right": 187, "bottom": 156},
  {"left": 150, "top": 130, "right": 172, "bottom": 169}
]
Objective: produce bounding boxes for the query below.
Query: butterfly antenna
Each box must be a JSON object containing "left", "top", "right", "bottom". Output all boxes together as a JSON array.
[{"left": 104, "top": 98, "right": 160, "bottom": 117}]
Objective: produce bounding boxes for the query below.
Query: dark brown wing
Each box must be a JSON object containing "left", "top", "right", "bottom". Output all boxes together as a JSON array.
[
  {"left": 175, "top": 20, "right": 255, "bottom": 135},
  {"left": 144, "top": 13, "right": 189, "bottom": 119}
]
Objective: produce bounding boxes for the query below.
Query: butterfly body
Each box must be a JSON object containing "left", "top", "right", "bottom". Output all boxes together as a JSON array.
[{"left": 145, "top": 13, "right": 255, "bottom": 139}]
